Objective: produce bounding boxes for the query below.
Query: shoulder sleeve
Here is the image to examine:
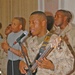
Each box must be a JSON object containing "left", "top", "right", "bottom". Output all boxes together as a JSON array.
[{"left": 48, "top": 34, "right": 61, "bottom": 48}]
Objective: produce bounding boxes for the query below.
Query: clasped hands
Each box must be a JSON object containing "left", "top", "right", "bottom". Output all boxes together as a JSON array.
[{"left": 1, "top": 40, "right": 10, "bottom": 53}]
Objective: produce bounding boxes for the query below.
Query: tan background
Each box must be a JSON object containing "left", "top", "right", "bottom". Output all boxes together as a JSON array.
[
  {"left": 0, "top": 0, "right": 59, "bottom": 37},
  {"left": 45, "top": 0, "right": 58, "bottom": 15},
  {"left": 0, "top": 0, "right": 38, "bottom": 37}
]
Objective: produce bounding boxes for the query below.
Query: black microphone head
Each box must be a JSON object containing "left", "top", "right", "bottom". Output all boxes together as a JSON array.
[{"left": 16, "top": 31, "right": 28, "bottom": 42}]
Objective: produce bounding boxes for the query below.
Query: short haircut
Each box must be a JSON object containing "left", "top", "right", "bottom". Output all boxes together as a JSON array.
[
  {"left": 57, "top": 9, "right": 72, "bottom": 23},
  {"left": 30, "top": 11, "right": 47, "bottom": 20},
  {"left": 14, "top": 17, "right": 26, "bottom": 30}
]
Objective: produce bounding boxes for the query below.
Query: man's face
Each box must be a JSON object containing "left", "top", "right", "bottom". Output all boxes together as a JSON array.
[
  {"left": 54, "top": 11, "right": 65, "bottom": 27},
  {"left": 29, "top": 14, "right": 43, "bottom": 36},
  {"left": 5, "top": 25, "right": 12, "bottom": 35},
  {"left": 11, "top": 19, "right": 22, "bottom": 33}
]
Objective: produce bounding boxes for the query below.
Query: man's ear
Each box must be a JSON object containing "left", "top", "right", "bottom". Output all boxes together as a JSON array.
[
  {"left": 19, "top": 24, "right": 22, "bottom": 29},
  {"left": 42, "top": 20, "right": 47, "bottom": 27},
  {"left": 64, "top": 16, "right": 68, "bottom": 22}
]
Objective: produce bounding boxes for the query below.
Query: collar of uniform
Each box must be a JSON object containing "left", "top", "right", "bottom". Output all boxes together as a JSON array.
[
  {"left": 60, "top": 23, "right": 72, "bottom": 37},
  {"left": 37, "top": 30, "right": 49, "bottom": 44}
]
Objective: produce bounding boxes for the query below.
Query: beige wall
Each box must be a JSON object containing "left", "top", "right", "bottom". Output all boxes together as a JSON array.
[
  {"left": 0, "top": 0, "right": 38, "bottom": 37},
  {"left": 45, "top": 0, "right": 58, "bottom": 15}
]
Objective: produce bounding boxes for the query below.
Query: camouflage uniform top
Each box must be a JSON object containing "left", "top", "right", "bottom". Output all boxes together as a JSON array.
[
  {"left": 53, "top": 23, "right": 75, "bottom": 53},
  {"left": 25, "top": 31, "right": 74, "bottom": 75}
]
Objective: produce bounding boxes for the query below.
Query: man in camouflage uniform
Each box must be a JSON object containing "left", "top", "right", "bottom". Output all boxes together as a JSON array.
[
  {"left": 54, "top": 9, "right": 75, "bottom": 75},
  {"left": 19, "top": 11, "right": 74, "bottom": 75}
]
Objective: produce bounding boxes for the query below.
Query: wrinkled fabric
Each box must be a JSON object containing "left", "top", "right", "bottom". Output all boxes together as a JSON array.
[
  {"left": 52, "top": 23, "right": 75, "bottom": 75},
  {"left": 25, "top": 31, "right": 74, "bottom": 75},
  {"left": 0, "top": 38, "right": 7, "bottom": 75}
]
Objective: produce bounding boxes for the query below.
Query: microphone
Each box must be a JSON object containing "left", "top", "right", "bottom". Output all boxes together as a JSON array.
[{"left": 13, "top": 31, "right": 28, "bottom": 45}]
